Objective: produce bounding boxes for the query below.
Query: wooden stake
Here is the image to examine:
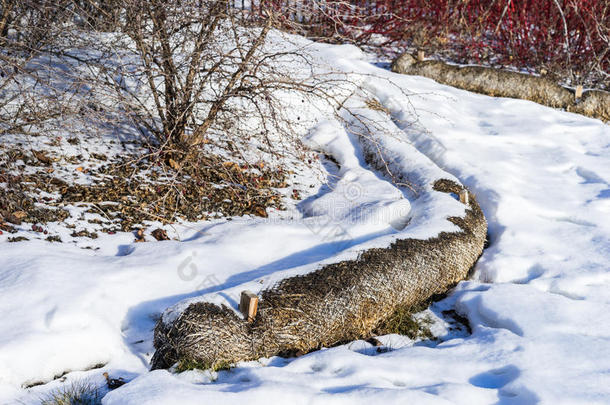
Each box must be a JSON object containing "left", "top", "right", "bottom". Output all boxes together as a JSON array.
[
  {"left": 575, "top": 85, "right": 583, "bottom": 100},
  {"left": 459, "top": 189, "right": 469, "bottom": 205},
  {"left": 417, "top": 50, "right": 425, "bottom": 62},
  {"left": 239, "top": 290, "right": 258, "bottom": 322}
]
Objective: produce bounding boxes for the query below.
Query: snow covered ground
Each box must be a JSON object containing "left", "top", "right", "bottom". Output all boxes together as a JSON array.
[{"left": 1, "top": 32, "right": 609, "bottom": 404}]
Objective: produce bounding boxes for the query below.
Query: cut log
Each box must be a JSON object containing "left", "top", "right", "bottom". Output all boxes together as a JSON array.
[
  {"left": 239, "top": 291, "right": 258, "bottom": 321},
  {"left": 459, "top": 189, "right": 469, "bottom": 205}
]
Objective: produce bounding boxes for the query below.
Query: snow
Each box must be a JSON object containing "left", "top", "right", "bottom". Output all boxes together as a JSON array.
[{"left": 2, "top": 30, "right": 610, "bottom": 404}]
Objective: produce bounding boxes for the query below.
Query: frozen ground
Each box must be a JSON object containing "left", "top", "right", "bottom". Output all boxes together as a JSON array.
[{"left": 1, "top": 32, "right": 609, "bottom": 404}]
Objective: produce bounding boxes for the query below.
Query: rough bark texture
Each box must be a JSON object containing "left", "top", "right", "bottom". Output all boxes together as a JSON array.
[
  {"left": 151, "top": 178, "right": 487, "bottom": 370},
  {"left": 391, "top": 53, "right": 609, "bottom": 122}
]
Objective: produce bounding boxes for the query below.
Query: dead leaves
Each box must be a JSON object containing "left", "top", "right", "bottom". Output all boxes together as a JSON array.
[
  {"left": 5, "top": 211, "right": 26, "bottom": 225},
  {"left": 1, "top": 148, "right": 287, "bottom": 238},
  {"left": 151, "top": 228, "right": 169, "bottom": 241},
  {"left": 71, "top": 229, "right": 98, "bottom": 239},
  {"left": 133, "top": 228, "right": 169, "bottom": 243},
  {"left": 168, "top": 158, "right": 181, "bottom": 171},
  {"left": 90, "top": 153, "right": 108, "bottom": 161},
  {"left": 253, "top": 205, "right": 268, "bottom": 218},
  {"left": 222, "top": 161, "right": 240, "bottom": 171},
  {"left": 0, "top": 171, "right": 70, "bottom": 228},
  {"left": 0, "top": 221, "right": 16, "bottom": 233},
  {"left": 33, "top": 150, "right": 52, "bottom": 165},
  {"left": 12, "top": 211, "right": 26, "bottom": 220}
]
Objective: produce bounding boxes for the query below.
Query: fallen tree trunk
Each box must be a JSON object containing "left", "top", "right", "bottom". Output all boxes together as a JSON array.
[
  {"left": 391, "top": 53, "right": 609, "bottom": 122},
  {"left": 151, "top": 179, "right": 487, "bottom": 370}
]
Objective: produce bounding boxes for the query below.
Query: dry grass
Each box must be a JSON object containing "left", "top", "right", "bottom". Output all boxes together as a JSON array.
[
  {"left": 40, "top": 380, "right": 102, "bottom": 405},
  {"left": 175, "top": 358, "right": 233, "bottom": 373}
]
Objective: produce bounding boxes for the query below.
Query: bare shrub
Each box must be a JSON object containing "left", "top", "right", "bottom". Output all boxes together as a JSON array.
[
  {"left": 1, "top": 1, "right": 419, "bottom": 226},
  {"left": 0, "top": 1, "right": 72, "bottom": 137}
]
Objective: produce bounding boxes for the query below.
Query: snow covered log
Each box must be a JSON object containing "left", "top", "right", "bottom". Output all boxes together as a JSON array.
[
  {"left": 575, "top": 90, "right": 610, "bottom": 123},
  {"left": 150, "top": 179, "right": 487, "bottom": 370},
  {"left": 391, "top": 53, "right": 610, "bottom": 122}
]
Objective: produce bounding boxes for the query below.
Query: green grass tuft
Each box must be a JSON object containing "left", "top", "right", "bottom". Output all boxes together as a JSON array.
[{"left": 375, "top": 304, "right": 435, "bottom": 340}]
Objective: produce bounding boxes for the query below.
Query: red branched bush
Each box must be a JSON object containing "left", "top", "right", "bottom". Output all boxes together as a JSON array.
[{"left": 249, "top": 0, "right": 609, "bottom": 87}]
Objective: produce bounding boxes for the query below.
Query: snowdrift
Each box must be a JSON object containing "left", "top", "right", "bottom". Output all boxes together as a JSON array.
[
  {"left": 392, "top": 53, "right": 610, "bottom": 122},
  {"left": 151, "top": 178, "right": 487, "bottom": 369}
]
